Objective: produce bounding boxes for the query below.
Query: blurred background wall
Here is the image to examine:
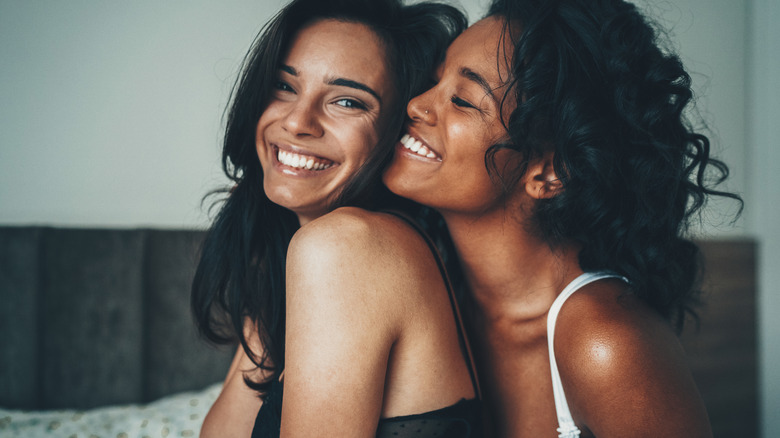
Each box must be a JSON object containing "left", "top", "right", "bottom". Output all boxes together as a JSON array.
[{"left": 0, "top": 0, "right": 776, "bottom": 434}]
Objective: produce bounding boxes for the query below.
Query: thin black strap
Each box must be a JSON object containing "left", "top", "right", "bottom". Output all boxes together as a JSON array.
[{"left": 383, "top": 210, "right": 481, "bottom": 400}]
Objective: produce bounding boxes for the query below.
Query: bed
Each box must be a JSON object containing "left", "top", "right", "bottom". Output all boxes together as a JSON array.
[{"left": 0, "top": 227, "right": 757, "bottom": 436}]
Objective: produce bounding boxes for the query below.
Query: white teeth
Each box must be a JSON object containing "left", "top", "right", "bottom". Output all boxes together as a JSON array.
[
  {"left": 276, "top": 148, "right": 332, "bottom": 170},
  {"left": 400, "top": 134, "right": 439, "bottom": 159}
]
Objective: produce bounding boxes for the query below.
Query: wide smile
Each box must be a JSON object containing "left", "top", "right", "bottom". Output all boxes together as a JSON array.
[
  {"left": 399, "top": 134, "right": 442, "bottom": 161},
  {"left": 273, "top": 145, "right": 337, "bottom": 171}
]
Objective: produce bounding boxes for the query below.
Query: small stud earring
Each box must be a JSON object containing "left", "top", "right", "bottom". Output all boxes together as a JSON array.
[{"left": 425, "top": 110, "right": 429, "bottom": 114}]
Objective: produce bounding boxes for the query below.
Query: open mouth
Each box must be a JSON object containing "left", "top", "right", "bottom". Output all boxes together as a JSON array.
[
  {"left": 399, "top": 134, "right": 441, "bottom": 160},
  {"left": 275, "top": 146, "right": 336, "bottom": 171}
]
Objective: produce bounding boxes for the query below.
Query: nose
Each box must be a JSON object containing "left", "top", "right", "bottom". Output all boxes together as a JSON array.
[
  {"left": 282, "top": 97, "right": 324, "bottom": 137},
  {"left": 407, "top": 88, "right": 436, "bottom": 125}
]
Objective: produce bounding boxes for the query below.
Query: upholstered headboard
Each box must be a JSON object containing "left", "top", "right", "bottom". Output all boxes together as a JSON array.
[
  {"left": 681, "top": 239, "right": 758, "bottom": 436},
  {"left": 0, "top": 228, "right": 757, "bottom": 435},
  {"left": 0, "top": 227, "right": 233, "bottom": 410}
]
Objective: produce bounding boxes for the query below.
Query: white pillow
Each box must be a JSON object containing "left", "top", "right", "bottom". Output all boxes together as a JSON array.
[{"left": 0, "top": 383, "right": 221, "bottom": 438}]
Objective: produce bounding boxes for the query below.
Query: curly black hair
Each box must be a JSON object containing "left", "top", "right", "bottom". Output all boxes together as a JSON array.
[
  {"left": 191, "top": 0, "right": 466, "bottom": 395},
  {"left": 486, "top": 0, "right": 742, "bottom": 330}
]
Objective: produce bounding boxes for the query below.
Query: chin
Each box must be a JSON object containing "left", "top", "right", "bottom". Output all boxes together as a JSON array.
[
  {"left": 382, "top": 171, "right": 417, "bottom": 205},
  {"left": 382, "top": 164, "right": 405, "bottom": 194},
  {"left": 263, "top": 183, "right": 300, "bottom": 211}
]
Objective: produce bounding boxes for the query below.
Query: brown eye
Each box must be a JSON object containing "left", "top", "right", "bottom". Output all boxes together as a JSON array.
[
  {"left": 334, "top": 98, "right": 367, "bottom": 110},
  {"left": 275, "top": 80, "right": 294, "bottom": 93}
]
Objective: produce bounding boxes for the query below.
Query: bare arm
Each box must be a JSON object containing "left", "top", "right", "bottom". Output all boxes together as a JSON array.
[
  {"left": 556, "top": 282, "right": 712, "bottom": 437},
  {"left": 200, "top": 319, "right": 268, "bottom": 438},
  {"left": 279, "top": 209, "right": 409, "bottom": 437}
]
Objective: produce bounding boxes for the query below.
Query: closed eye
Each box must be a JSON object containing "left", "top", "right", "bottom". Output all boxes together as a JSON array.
[{"left": 451, "top": 95, "right": 476, "bottom": 109}]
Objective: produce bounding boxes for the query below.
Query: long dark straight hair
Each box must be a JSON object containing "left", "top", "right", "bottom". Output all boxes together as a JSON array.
[
  {"left": 484, "top": 0, "right": 742, "bottom": 330},
  {"left": 191, "top": 0, "right": 466, "bottom": 394}
]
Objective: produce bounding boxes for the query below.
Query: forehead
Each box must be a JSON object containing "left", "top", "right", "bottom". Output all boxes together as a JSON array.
[
  {"left": 445, "top": 16, "right": 513, "bottom": 88},
  {"left": 284, "top": 19, "right": 392, "bottom": 94}
]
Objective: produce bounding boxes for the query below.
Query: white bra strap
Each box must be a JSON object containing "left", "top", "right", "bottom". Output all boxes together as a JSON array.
[{"left": 547, "top": 272, "right": 625, "bottom": 438}]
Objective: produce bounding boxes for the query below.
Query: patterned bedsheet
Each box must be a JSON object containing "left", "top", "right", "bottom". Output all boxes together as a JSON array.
[{"left": 0, "top": 383, "right": 221, "bottom": 438}]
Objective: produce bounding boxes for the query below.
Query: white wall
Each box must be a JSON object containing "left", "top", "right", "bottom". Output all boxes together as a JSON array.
[
  {"left": 747, "top": 0, "right": 780, "bottom": 435},
  {"left": 0, "top": 1, "right": 284, "bottom": 228},
  {"left": 636, "top": 2, "right": 780, "bottom": 432},
  {"left": 0, "top": 0, "right": 749, "bottom": 232},
  {"left": 0, "top": 0, "right": 776, "bottom": 433}
]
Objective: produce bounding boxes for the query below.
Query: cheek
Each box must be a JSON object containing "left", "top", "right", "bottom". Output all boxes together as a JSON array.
[
  {"left": 257, "top": 101, "right": 283, "bottom": 128},
  {"left": 254, "top": 119, "right": 270, "bottom": 165},
  {"left": 340, "top": 123, "right": 380, "bottom": 165},
  {"left": 446, "top": 123, "right": 491, "bottom": 170}
]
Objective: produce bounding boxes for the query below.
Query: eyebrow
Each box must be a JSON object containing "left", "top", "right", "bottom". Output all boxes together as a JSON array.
[
  {"left": 280, "top": 64, "right": 297, "bottom": 76},
  {"left": 327, "top": 78, "right": 382, "bottom": 103},
  {"left": 460, "top": 67, "right": 498, "bottom": 103},
  {"left": 279, "top": 64, "right": 382, "bottom": 103}
]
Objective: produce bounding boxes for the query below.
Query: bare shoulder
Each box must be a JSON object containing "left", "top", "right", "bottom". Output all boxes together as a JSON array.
[
  {"left": 282, "top": 208, "right": 440, "bottom": 434},
  {"left": 553, "top": 279, "right": 711, "bottom": 436},
  {"left": 292, "top": 207, "right": 418, "bottom": 250},
  {"left": 289, "top": 207, "right": 429, "bottom": 277},
  {"left": 287, "top": 207, "right": 437, "bottom": 312},
  {"left": 554, "top": 279, "right": 679, "bottom": 371}
]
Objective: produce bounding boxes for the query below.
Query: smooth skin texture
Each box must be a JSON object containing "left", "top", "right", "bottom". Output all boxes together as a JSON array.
[
  {"left": 384, "top": 17, "right": 711, "bottom": 438},
  {"left": 200, "top": 321, "right": 267, "bottom": 438},
  {"left": 202, "top": 18, "right": 474, "bottom": 438},
  {"left": 382, "top": 18, "right": 514, "bottom": 217}
]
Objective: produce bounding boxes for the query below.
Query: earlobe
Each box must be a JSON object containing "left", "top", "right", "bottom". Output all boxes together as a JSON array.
[{"left": 524, "top": 152, "right": 562, "bottom": 200}]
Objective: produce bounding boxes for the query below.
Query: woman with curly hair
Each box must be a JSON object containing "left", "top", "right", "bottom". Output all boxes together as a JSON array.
[
  {"left": 191, "top": 0, "right": 482, "bottom": 436},
  {"left": 383, "top": 0, "right": 740, "bottom": 436}
]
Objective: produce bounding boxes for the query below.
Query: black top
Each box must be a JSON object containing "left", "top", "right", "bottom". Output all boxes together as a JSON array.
[{"left": 251, "top": 212, "right": 483, "bottom": 437}]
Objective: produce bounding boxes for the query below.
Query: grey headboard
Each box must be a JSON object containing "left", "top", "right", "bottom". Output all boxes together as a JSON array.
[
  {"left": 0, "top": 227, "right": 232, "bottom": 410},
  {"left": 0, "top": 227, "right": 757, "bottom": 436}
]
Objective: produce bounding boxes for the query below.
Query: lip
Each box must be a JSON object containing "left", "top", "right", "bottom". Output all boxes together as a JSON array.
[
  {"left": 397, "top": 130, "right": 443, "bottom": 162},
  {"left": 270, "top": 142, "right": 339, "bottom": 174}
]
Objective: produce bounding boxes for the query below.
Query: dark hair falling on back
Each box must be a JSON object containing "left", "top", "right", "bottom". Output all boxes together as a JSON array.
[
  {"left": 191, "top": 0, "right": 466, "bottom": 395},
  {"left": 484, "top": 0, "right": 742, "bottom": 330}
]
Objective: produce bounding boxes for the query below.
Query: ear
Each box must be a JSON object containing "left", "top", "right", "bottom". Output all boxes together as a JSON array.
[{"left": 524, "top": 151, "right": 562, "bottom": 200}]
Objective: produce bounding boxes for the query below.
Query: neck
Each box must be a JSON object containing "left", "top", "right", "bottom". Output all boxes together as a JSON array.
[{"left": 442, "top": 208, "right": 582, "bottom": 321}]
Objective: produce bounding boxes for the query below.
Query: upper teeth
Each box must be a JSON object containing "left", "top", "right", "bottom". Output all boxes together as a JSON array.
[
  {"left": 277, "top": 149, "right": 333, "bottom": 170},
  {"left": 400, "top": 134, "right": 438, "bottom": 159}
]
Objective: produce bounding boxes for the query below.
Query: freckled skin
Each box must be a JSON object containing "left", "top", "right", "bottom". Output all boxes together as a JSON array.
[
  {"left": 203, "top": 18, "right": 477, "bottom": 438},
  {"left": 204, "top": 20, "right": 395, "bottom": 437},
  {"left": 257, "top": 19, "right": 394, "bottom": 225}
]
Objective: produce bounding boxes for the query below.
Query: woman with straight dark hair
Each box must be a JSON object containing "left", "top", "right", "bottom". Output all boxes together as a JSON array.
[
  {"left": 383, "top": 0, "right": 742, "bottom": 436},
  {"left": 191, "top": 0, "right": 481, "bottom": 436}
]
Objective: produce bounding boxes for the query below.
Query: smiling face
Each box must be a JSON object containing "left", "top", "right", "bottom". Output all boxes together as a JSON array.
[
  {"left": 383, "top": 17, "right": 516, "bottom": 216},
  {"left": 256, "top": 19, "right": 394, "bottom": 225}
]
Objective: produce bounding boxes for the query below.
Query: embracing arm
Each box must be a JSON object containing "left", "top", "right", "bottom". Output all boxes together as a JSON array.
[
  {"left": 280, "top": 209, "right": 407, "bottom": 437},
  {"left": 556, "top": 284, "right": 712, "bottom": 438}
]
